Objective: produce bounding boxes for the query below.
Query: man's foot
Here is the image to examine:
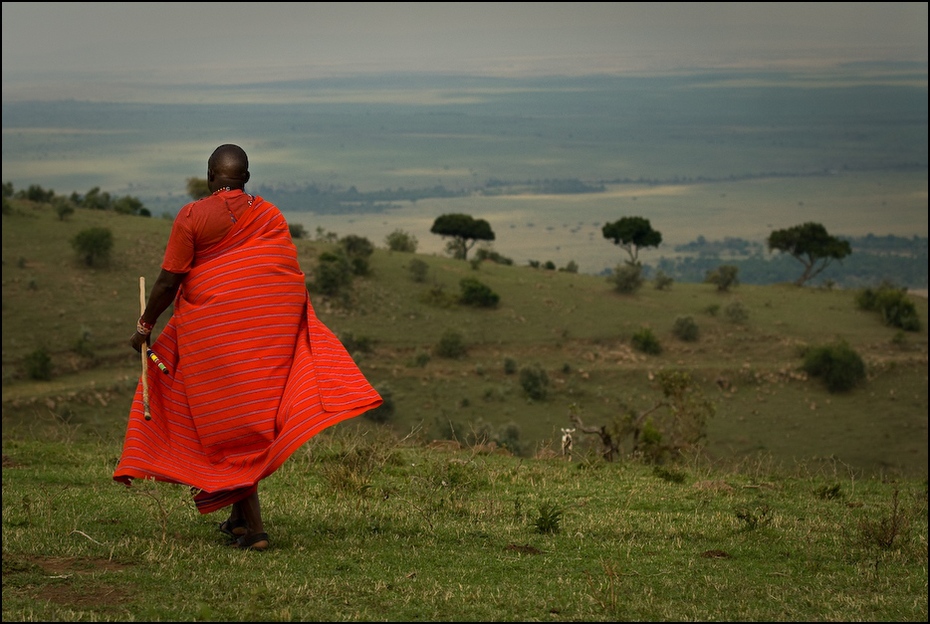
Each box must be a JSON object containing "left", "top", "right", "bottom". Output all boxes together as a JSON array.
[
  {"left": 230, "top": 531, "right": 270, "bottom": 551},
  {"left": 218, "top": 517, "right": 249, "bottom": 538}
]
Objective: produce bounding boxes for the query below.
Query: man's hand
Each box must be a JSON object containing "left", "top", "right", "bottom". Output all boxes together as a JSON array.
[{"left": 130, "top": 331, "right": 148, "bottom": 353}]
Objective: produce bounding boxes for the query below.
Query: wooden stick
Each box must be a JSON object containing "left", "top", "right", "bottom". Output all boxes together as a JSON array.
[{"left": 140, "top": 276, "right": 151, "bottom": 421}]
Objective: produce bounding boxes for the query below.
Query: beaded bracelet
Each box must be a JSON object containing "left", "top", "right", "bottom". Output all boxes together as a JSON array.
[{"left": 137, "top": 317, "right": 154, "bottom": 335}]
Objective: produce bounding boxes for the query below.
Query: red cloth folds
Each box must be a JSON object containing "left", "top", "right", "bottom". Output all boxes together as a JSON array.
[{"left": 113, "top": 196, "right": 381, "bottom": 513}]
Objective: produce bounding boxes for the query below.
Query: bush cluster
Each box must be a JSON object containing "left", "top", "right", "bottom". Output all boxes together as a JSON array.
[
  {"left": 474, "top": 247, "right": 513, "bottom": 265},
  {"left": 672, "top": 315, "right": 699, "bottom": 341},
  {"left": 855, "top": 282, "right": 921, "bottom": 332},
  {"left": 71, "top": 227, "right": 114, "bottom": 267},
  {"left": 801, "top": 340, "right": 866, "bottom": 393},
  {"left": 459, "top": 277, "right": 500, "bottom": 308},
  {"left": 340, "top": 235, "right": 375, "bottom": 276},
  {"left": 363, "top": 385, "right": 395, "bottom": 424},
  {"left": 631, "top": 327, "right": 662, "bottom": 354},
  {"left": 384, "top": 229, "right": 418, "bottom": 253},
  {"left": 503, "top": 357, "right": 518, "bottom": 375},
  {"left": 724, "top": 300, "right": 749, "bottom": 324},
  {"left": 608, "top": 263, "right": 644, "bottom": 294},
  {"left": 407, "top": 258, "right": 429, "bottom": 282},
  {"left": 24, "top": 348, "right": 53, "bottom": 381},
  {"left": 653, "top": 270, "right": 674, "bottom": 290},
  {"left": 705, "top": 264, "right": 739, "bottom": 292},
  {"left": 519, "top": 365, "right": 549, "bottom": 400},
  {"left": 434, "top": 330, "right": 467, "bottom": 359},
  {"left": 310, "top": 251, "right": 352, "bottom": 296}
]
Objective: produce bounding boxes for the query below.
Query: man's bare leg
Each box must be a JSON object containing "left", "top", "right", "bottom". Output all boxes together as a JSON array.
[{"left": 231, "top": 490, "right": 269, "bottom": 550}]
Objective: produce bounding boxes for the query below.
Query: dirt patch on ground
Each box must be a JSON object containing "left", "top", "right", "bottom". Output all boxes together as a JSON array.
[
  {"left": 4, "top": 555, "right": 134, "bottom": 610},
  {"left": 25, "top": 554, "right": 130, "bottom": 575}
]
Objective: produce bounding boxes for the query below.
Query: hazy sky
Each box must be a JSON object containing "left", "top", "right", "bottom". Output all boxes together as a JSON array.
[{"left": 2, "top": 2, "right": 927, "bottom": 101}]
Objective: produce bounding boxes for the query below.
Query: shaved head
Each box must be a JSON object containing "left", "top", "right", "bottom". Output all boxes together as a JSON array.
[{"left": 207, "top": 144, "right": 250, "bottom": 190}]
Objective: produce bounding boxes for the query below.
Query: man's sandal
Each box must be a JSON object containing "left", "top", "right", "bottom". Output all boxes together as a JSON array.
[
  {"left": 230, "top": 532, "right": 270, "bottom": 551},
  {"left": 218, "top": 517, "right": 249, "bottom": 538}
]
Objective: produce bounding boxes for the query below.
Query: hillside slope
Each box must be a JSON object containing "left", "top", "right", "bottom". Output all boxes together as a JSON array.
[{"left": 2, "top": 201, "right": 927, "bottom": 477}]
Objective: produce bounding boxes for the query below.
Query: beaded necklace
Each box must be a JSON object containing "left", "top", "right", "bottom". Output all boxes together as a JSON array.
[{"left": 213, "top": 187, "right": 254, "bottom": 223}]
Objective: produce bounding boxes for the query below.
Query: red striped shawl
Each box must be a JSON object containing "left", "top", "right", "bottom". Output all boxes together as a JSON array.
[{"left": 113, "top": 196, "right": 382, "bottom": 513}]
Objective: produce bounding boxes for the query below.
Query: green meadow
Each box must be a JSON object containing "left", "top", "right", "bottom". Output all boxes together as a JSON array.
[{"left": 2, "top": 180, "right": 927, "bottom": 624}]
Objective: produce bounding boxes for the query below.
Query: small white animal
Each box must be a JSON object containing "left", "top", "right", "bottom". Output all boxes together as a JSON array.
[{"left": 561, "top": 428, "right": 575, "bottom": 458}]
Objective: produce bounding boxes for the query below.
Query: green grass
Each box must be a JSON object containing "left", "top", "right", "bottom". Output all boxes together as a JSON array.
[
  {"left": 2, "top": 199, "right": 928, "bottom": 621},
  {"left": 2, "top": 425, "right": 927, "bottom": 621}
]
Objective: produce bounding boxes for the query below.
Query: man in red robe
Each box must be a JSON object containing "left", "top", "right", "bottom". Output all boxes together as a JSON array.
[{"left": 114, "top": 144, "right": 381, "bottom": 551}]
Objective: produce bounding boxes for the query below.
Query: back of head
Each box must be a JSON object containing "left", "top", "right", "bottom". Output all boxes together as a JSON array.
[{"left": 208, "top": 144, "right": 250, "bottom": 190}]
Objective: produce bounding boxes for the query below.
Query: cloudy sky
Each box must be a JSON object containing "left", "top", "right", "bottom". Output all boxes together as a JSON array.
[{"left": 2, "top": 2, "right": 927, "bottom": 101}]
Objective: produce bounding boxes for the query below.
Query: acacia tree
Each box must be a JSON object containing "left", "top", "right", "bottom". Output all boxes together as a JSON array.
[
  {"left": 767, "top": 222, "right": 851, "bottom": 286},
  {"left": 430, "top": 213, "right": 495, "bottom": 260},
  {"left": 602, "top": 216, "right": 662, "bottom": 265}
]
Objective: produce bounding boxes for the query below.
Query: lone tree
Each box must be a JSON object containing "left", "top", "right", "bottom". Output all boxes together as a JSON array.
[
  {"left": 602, "top": 216, "right": 662, "bottom": 265},
  {"left": 430, "top": 213, "right": 495, "bottom": 260},
  {"left": 767, "top": 222, "right": 851, "bottom": 286}
]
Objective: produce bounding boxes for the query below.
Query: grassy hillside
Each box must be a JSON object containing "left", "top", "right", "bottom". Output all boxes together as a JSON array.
[{"left": 2, "top": 200, "right": 927, "bottom": 478}]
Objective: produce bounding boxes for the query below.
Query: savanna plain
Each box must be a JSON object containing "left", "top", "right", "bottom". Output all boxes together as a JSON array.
[{"left": 2, "top": 68, "right": 928, "bottom": 621}]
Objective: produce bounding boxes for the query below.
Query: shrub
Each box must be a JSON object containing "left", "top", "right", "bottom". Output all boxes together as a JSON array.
[
  {"left": 608, "top": 263, "right": 644, "bottom": 294},
  {"left": 408, "top": 351, "right": 431, "bottom": 368},
  {"left": 705, "top": 264, "right": 739, "bottom": 292},
  {"left": 474, "top": 247, "right": 513, "bottom": 265},
  {"left": 421, "top": 283, "right": 457, "bottom": 308},
  {"left": 855, "top": 282, "right": 921, "bottom": 332},
  {"left": 631, "top": 327, "right": 662, "bottom": 355},
  {"left": 314, "top": 227, "right": 339, "bottom": 243},
  {"left": 534, "top": 501, "right": 563, "bottom": 534},
  {"left": 71, "top": 226, "right": 114, "bottom": 267},
  {"left": 363, "top": 385, "right": 395, "bottom": 424},
  {"left": 340, "top": 332, "right": 374, "bottom": 356},
  {"left": 384, "top": 229, "right": 418, "bottom": 253},
  {"left": 503, "top": 357, "right": 518, "bottom": 375},
  {"left": 497, "top": 421, "right": 524, "bottom": 455},
  {"left": 407, "top": 258, "right": 429, "bottom": 282},
  {"left": 724, "top": 301, "right": 749, "bottom": 324},
  {"left": 310, "top": 251, "right": 352, "bottom": 296},
  {"left": 801, "top": 340, "right": 866, "bottom": 393},
  {"left": 113, "top": 196, "right": 143, "bottom": 215},
  {"left": 672, "top": 315, "right": 699, "bottom": 342},
  {"left": 519, "top": 364, "right": 549, "bottom": 400},
  {"left": 24, "top": 348, "right": 52, "bottom": 381},
  {"left": 73, "top": 328, "right": 95, "bottom": 359},
  {"left": 434, "top": 329, "right": 467, "bottom": 359},
  {"left": 53, "top": 198, "right": 75, "bottom": 221},
  {"left": 459, "top": 277, "right": 500, "bottom": 308},
  {"left": 289, "top": 223, "right": 307, "bottom": 239},
  {"left": 653, "top": 269, "right": 673, "bottom": 290},
  {"left": 339, "top": 234, "right": 375, "bottom": 276}
]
